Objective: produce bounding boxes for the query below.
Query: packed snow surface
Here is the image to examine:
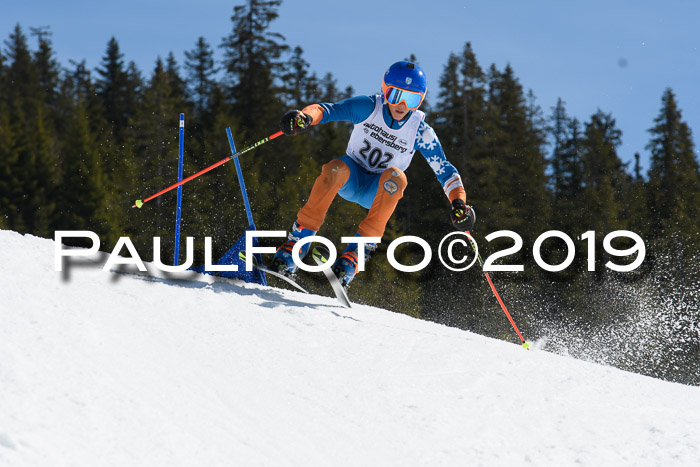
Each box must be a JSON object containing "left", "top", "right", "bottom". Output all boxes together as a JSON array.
[{"left": 1, "top": 229, "right": 699, "bottom": 466}]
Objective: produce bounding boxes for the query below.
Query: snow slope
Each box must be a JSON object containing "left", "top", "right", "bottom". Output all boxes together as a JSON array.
[{"left": 1, "top": 229, "right": 699, "bottom": 467}]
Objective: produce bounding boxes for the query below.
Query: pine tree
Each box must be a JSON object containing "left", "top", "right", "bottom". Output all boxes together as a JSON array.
[
  {"left": 4, "top": 25, "right": 41, "bottom": 119},
  {"left": 181, "top": 37, "right": 228, "bottom": 259},
  {"left": 219, "top": 0, "right": 288, "bottom": 137},
  {"left": 548, "top": 99, "right": 588, "bottom": 235},
  {"left": 561, "top": 118, "right": 585, "bottom": 202},
  {"left": 431, "top": 44, "right": 490, "bottom": 231},
  {"left": 165, "top": 51, "right": 188, "bottom": 109},
  {"left": 548, "top": 102, "right": 603, "bottom": 282},
  {"left": 95, "top": 37, "right": 131, "bottom": 133},
  {"left": 30, "top": 27, "right": 60, "bottom": 112},
  {"left": 1, "top": 24, "right": 59, "bottom": 236},
  {"left": 432, "top": 47, "right": 505, "bottom": 243},
  {"left": 184, "top": 37, "right": 218, "bottom": 117},
  {"left": 124, "top": 60, "right": 144, "bottom": 123},
  {"left": 217, "top": 0, "right": 291, "bottom": 246},
  {"left": 128, "top": 57, "right": 182, "bottom": 255},
  {"left": 433, "top": 43, "right": 488, "bottom": 168},
  {"left": 485, "top": 64, "right": 549, "bottom": 251},
  {"left": 580, "top": 110, "right": 627, "bottom": 234},
  {"left": 281, "top": 46, "right": 319, "bottom": 108},
  {"left": 54, "top": 69, "right": 117, "bottom": 242},
  {"left": 418, "top": 46, "right": 498, "bottom": 327},
  {"left": 623, "top": 152, "right": 649, "bottom": 241},
  {"left": 68, "top": 59, "right": 106, "bottom": 135},
  {"left": 549, "top": 98, "right": 569, "bottom": 203},
  {"left": 94, "top": 40, "right": 143, "bottom": 186},
  {"left": 0, "top": 45, "right": 16, "bottom": 230},
  {"left": 646, "top": 88, "right": 700, "bottom": 242},
  {"left": 94, "top": 40, "right": 143, "bottom": 238},
  {"left": 458, "top": 43, "right": 488, "bottom": 164},
  {"left": 644, "top": 89, "right": 700, "bottom": 384}
]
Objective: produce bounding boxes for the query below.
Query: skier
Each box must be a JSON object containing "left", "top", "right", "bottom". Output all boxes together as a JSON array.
[{"left": 272, "top": 60, "right": 475, "bottom": 287}]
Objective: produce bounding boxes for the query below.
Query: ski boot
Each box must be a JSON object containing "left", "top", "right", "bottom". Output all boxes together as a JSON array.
[
  {"left": 271, "top": 222, "right": 316, "bottom": 276},
  {"left": 332, "top": 240, "right": 377, "bottom": 288}
]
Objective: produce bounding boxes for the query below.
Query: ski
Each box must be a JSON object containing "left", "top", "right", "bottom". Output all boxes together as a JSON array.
[
  {"left": 311, "top": 246, "right": 352, "bottom": 308},
  {"left": 238, "top": 251, "right": 309, "bottom": 294}
]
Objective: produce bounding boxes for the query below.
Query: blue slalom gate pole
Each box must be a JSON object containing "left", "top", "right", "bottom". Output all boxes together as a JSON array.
[
  {"left": 226, "top": 127, "right": 255, "bottom": 226},
  {"left": 174, "top": 113, "right": 185, "bottom": 265},
  {"left": 226, "top": 127, "right": 266, "bottom": 286}
]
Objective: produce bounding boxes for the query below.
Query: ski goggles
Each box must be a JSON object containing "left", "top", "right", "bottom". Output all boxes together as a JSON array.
[{"left": 382, "top": 85, "right": 425, "bottom": 110}]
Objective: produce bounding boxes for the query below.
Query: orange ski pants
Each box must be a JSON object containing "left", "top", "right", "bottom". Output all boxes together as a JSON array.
[{"left": 296, "top": 158, "right": 407, "bottom": 238}]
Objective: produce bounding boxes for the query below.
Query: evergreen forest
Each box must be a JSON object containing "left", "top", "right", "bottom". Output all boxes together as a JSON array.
[{"left": 1, "top": 0, "right": 698, "bottom": 385}]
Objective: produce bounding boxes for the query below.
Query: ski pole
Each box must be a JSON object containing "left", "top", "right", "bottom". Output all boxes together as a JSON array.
[
  {"left": 133, "top": 130, "right": 284, "bottom": 208},
  {"left": 466, "top": 230, "right": 529, "bottom": 349}
]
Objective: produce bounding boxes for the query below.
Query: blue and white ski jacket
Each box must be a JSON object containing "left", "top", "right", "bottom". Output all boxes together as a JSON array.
[{"left": 312, "top": 94, "right": 466, "bottom": 202}]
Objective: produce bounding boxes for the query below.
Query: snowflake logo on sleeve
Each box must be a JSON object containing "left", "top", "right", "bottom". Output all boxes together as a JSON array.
[
  {"left": 428, "top": 155, "right": 446, "bottom": 175},
  {"left": 417, "top": 124, "right": 437, "bottom": 151}
]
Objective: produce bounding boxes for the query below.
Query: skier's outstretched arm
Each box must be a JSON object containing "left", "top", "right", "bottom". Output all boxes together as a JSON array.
[
  {"left": 280, "top": 96, "right": 378, "bottom": 136},
  {"left": 415, "top": 121, "right": 475, "bottom": 231},
  {"left": 303, "top": 95, "right": 376, "bottom": 125}
]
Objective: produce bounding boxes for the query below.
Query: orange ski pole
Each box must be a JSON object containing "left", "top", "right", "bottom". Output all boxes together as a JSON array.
[
  {"left": 466, "top": 231, "right": 529, "bottom": 349},
  {"left": 133, "top": 130, "right": 284, "bottom": 208}
]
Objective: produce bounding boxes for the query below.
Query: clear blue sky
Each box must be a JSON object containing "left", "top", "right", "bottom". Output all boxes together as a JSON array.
[{"left": 4, "top": 0, "right": 699, "bottom": 174}]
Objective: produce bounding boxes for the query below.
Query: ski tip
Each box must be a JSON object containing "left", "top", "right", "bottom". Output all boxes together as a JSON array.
[
  {"left": 311, "top": 245, "right": 330, "bottom": 263},
  {"left": 238, "top": 251, "right": 259, "bottom": 266}
]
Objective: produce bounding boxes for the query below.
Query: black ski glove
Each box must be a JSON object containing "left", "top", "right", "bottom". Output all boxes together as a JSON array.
[
  {"left": 450, "top": 199, "right": 476, "bottom": 231},
  {"left": 280, "top": 110, "right": 313, "bottom": 136}
]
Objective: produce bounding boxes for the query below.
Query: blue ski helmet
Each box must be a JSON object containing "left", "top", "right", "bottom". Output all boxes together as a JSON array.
[{"left": 382, "top": 61, "right": 427, "bottom": 109}]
